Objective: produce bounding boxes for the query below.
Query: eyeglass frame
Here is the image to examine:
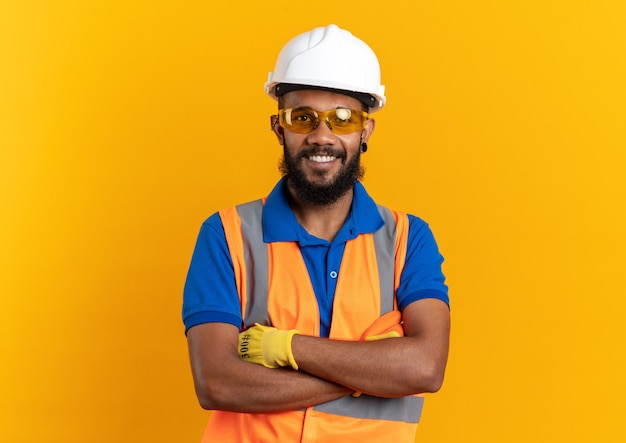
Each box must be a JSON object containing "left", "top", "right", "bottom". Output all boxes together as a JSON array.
[{"left": 273, "top": 107, "right": 370, "bottom": 135}]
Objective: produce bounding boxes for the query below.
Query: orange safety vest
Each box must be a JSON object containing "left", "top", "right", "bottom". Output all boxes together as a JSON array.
[{"left": 203, "top": 199, "right": 424, "bottom": 443}]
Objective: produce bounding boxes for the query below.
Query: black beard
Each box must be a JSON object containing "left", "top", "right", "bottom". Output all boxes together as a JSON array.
[{"left": 279, "top": 144, "right": 365, "bottom": 206}]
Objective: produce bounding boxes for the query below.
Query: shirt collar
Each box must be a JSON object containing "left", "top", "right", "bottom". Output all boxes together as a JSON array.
[{"left": 262, "top": 178, "right": 384, "bottom": 244}]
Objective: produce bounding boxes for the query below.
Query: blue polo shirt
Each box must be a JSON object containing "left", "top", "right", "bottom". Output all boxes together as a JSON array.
[{"left": 183, "top": 178, "right": 448, "bottom": 336}]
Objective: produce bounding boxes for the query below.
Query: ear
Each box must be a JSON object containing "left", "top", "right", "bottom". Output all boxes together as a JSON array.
[
  {"left": 361, "top": 118, "right": 376, "bottom": 143},
  {"left": 270, "top": 115, "right": 284, "bottom": 145}
]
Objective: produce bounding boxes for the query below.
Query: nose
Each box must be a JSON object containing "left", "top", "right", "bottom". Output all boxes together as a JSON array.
[{"left": 306, "top": 117, "right": 336, "bottom": 145}]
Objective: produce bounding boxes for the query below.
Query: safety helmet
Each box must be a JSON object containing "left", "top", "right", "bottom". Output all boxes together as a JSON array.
[{"left": 265, "top": 24, "right": 386, "bottom": 112}]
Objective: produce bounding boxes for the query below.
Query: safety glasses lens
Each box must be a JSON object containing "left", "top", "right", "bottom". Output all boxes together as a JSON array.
[{"left": 278, "top": 108, "right": 368, "bottom": 135}]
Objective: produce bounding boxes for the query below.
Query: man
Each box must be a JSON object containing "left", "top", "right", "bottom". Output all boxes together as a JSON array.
[{"left": 183, "top": 24, "right": 450, "bottom": 442}]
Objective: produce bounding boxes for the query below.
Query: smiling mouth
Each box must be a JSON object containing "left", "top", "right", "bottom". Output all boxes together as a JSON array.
[{"left": 308, "top": 155, "right": 337, "bottom": 163}]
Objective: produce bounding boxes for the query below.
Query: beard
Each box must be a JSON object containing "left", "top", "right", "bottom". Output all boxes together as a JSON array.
[{"left": 279, "top": 142, "right": 365, "bottom": 207}]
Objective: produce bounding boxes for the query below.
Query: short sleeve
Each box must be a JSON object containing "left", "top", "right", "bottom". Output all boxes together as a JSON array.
[
  {"left": 182, "top": 213, "right": 243, "bottom": 334},
  {"left": 396, "top": 215, "right": 449, "bottom": 311}
]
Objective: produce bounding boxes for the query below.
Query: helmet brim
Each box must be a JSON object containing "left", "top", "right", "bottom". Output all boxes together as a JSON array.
[{"left": 274, "top": 83, "right": 377, "bottom": 111}]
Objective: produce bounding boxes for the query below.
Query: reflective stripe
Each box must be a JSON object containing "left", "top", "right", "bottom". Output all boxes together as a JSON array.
[
  {"left": 313, "top": 395, "right": 424, "bottom": 424},
  {"left": 236, "top": 200, "right": 270, "bottom": 327},
  {"left": 374, "top": 205, "right": 397, "bottom": 315}
]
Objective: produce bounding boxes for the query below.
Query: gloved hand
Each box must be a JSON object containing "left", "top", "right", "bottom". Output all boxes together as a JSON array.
[
  {"left": 353, "top": 311, "right": 404, "bottom": 397},
  {"left": 238, "top": 323, "right": 301, "bottom": 370}
]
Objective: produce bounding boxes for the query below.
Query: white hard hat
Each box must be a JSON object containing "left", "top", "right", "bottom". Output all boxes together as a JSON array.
[{"left": 265, "top": 24, "right": 386, "bottom": 112}]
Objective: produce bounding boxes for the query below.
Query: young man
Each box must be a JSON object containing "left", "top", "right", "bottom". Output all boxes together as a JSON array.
[{"left": 183, "top": 24, "right": 450, "bottom": 442}]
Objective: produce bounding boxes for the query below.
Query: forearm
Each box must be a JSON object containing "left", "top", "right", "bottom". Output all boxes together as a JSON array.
[
  {"left": 196, "top": 356, "right": 350, "bottom": 413},
  {"left": 188, "top": 323, "right": 351, "bottom": 413},
  {"left": 292, "top": 300, "right": 450, "bottom": 397},
  {"left": 292, "top": 335, "right": 443, "bottom": 397}
]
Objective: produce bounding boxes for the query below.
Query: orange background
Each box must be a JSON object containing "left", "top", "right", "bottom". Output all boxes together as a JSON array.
[{"left": 1, "top": 1, "right": 625, "bottom": 442}]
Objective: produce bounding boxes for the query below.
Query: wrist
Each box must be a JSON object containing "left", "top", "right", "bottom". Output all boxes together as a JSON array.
[
  {"left": 284, "top": 329, "right": 300, "bottom": 370},
  {"left": 261, "top": 326, "right": 300, "bottom": 370}
]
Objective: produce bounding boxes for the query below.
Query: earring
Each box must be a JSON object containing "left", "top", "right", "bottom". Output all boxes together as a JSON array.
[{"left": 360, "top": 142, "right": 368, "bottom": 153}]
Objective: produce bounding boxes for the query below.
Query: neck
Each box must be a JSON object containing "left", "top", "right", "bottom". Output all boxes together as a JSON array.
[{"left": 287, "top": 186, "right": 354, "bottom": 242}]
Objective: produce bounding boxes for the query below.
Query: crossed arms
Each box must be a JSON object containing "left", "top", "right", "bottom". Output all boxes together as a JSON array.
[{"left": 186, "top": 298, "right": 450, "bottom": 413}]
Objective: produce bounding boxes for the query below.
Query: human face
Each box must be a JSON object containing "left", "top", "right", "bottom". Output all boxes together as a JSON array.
[{"left": 273, "top": 89, "right": 375, "bottom": 205}]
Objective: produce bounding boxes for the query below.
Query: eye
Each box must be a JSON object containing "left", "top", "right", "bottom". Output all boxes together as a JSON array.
[
  {"left": 332, "top": 108, "right": 356, "bottom": 127},
  {"left": 335, "top": 108, "right": 352, "bottom": 122},
  {"left": 291, "top": 109, "right": 317, "bottom": 125},
  {"left": 294, "top": 114, "right": 312, "bottom": 122}
]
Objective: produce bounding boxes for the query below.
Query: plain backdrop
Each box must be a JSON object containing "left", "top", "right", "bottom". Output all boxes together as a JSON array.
[{"left": 2, "top": 1, "right": 625, "bottom": 442}]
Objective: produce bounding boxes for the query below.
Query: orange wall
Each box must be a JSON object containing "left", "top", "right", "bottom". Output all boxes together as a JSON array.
[{"left": 1, "top": 2, "right": 625, "bottom": 442}]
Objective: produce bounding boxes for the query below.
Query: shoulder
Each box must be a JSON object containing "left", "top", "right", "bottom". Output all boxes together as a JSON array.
[{"left": 373, "top": 205, "right": 432, "bottom": 236}]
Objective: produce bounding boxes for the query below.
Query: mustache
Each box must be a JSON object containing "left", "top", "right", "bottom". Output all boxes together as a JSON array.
[{"left": 297, "top": 146, "right": 346, "bottom": 160}]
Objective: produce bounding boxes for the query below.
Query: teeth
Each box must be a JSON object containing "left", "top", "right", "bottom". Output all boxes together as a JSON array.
[{"left": 309, "top": 155, "right": 335, "bottom": 162}]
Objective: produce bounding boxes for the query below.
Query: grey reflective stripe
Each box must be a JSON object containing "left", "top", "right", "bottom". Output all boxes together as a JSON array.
[
  {"left": 374, "top": 205, "right": 397, "bottom": 315},
  {"left": 313, "top": 395, "right": 424, "bottom": 424},
  {"left": 236, "top": 200, "right": 270, "bottom": 328}
]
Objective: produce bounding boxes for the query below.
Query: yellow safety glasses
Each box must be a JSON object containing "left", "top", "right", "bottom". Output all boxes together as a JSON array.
[{"left": 277, "top": 107, "right": 369, "bottom": 135}]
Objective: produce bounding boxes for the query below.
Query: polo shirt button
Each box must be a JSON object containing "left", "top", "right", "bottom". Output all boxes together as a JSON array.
[{"left": 330, "top": 271, "right": 338, "bottom": 279}]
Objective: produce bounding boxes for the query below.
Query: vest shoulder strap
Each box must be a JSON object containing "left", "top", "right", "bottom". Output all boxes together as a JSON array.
[{"left": 234, "top": 199, "right": 270, "bottom": 327}]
